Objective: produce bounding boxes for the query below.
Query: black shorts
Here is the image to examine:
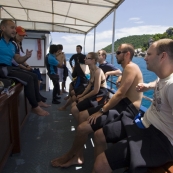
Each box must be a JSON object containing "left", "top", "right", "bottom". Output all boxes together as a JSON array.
[
  {"left": 104, "top": 139, "right": 130, "bottom": 170},
  {"left": 76, "top": 98, "right": 91, "bottom": 112},
  {"left": 90, "top": 98, "right": 139, "bottom": 136},
  {"left": 105, "top": 124, "right": 173, "bottom": 172},
  {"left": 74, "top": 85, "right": 85, "bottom": 96},
  {"left": 76, "top": 87, "right": 108, "bottom": 112}
]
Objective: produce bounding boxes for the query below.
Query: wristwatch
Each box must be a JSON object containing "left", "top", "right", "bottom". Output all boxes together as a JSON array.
[{"left": 99, "top": 107, "right": 104, "bottom": 113}]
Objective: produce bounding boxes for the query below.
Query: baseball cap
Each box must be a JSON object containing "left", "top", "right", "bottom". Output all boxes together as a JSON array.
[{"left": 16, "top": 26, "right": 27, "bottom": 36}]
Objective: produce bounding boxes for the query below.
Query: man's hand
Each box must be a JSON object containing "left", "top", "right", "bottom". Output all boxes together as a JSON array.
[
  {"left": 116, "top": 75, "right": 122, "bottom": 88},
  {"left": 87, "top": 111, "right": 103, "bottom": 125},
  {"left": 77, "top": 94, "right": 83, "bottom": 99},
  {"left": 136, "top": 83, "right": 150, "bottom": 92},
  {"left": 26, "top": 66, "right": 32, "bottom": 71},
  {"left": 78, "top": 97, "right": 85, "bottom": 103},
  {"left": 26, "top": 49, "right": 33, "bottom": 59}
]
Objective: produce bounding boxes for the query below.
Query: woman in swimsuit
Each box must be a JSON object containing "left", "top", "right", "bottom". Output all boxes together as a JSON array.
[{"left": 71, "top": 52, "right": 108, "bottom": 122}]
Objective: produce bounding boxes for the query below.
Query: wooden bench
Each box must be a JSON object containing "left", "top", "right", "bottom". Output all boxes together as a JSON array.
[{"left": 0, "top": 83, "right": 31, "bottom": 172}]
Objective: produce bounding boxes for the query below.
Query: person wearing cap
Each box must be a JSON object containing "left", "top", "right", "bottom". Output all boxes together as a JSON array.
[
  {"left": 12, "top": 26, "right": 47, "bottom": 102},
  {"left": 0, "top": 19, "right": 50, "bottom": 116},
  {"left": 12, "top": 26, "right": 31, "bottom": 70}
]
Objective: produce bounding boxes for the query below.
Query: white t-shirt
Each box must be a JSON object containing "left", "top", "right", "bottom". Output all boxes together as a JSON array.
[{"left": 142, "top": 73, "right": 173, "bottom": 145}]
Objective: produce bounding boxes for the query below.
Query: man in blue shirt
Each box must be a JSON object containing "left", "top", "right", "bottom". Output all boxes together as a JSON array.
[
  {"left": 0, "top": 19, "right": 50, "bottom": 116},
  {"left": 45, "top": 44, "right": 63, "bottom": 104}
]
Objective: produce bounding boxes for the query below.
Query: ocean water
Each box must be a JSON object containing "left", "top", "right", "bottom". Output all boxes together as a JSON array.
[{"left": 65, "top": 53, "right": 157, "bottom": 108}]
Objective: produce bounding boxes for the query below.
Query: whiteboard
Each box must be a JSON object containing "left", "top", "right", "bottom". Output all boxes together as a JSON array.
[{"left": 22, "top": 39, "right": 45, "bottom": 67}]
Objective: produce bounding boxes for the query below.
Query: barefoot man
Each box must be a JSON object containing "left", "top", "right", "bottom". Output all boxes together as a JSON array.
[{"left": 0, "top": 19, "right": 50, "bottom": 116}]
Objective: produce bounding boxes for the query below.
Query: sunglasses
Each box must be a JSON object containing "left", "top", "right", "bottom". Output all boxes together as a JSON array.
[
  {"left": 85, "top": 57, "right": 93, "bottom": 60},
  {"left": 116, "top": 51, "right": 127, "bottom": 55}
]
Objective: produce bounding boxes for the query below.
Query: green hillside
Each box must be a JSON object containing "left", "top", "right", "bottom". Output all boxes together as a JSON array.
[
  {"left": 103, "top": 35, "right": 153, "bottom": 53},
  {"left": 103, "top": 27, "right": 173, "bottom": 53}
]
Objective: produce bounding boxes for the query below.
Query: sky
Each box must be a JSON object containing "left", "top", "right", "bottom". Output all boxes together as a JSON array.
[{"left": 51, "top": 0, "right": 173, "bottom": 53}]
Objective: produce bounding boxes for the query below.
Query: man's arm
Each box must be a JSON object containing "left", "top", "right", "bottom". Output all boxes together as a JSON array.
[
  {"left": 103, "top": 65, "right": 136, "bottom": 112},
  {"left": 63, "top": 53, "right": 66, "bottom": 66},
  {"left": 69, "top": 55, "right": 74, "bottom": 68},
  {"left": 105, "top": 69, "right": 122, "bottom": 79},
  {"left": 14, "top": 49, "right": 32, "bottom": 63},
  {"left": 136, "top": 80, "right": 157, "bottom": 92}
]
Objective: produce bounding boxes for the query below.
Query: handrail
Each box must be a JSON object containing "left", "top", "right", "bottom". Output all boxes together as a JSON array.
[{"left": 107, "top": 79, "right": 153, "bottom": 102}]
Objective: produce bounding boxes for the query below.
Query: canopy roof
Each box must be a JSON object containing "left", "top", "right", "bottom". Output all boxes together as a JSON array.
[{"left": 0, "top": 0, "right": 124, "bottom": 34}]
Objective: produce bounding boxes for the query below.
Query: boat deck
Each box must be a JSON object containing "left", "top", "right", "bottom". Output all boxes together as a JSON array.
[{"left": 2, "top": 77, "right": 124, "bottom": 173}]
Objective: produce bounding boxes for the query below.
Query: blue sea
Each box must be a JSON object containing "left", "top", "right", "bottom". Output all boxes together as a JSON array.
[{"left": 65, "top": 53, "right": 157, "bottom": 109}]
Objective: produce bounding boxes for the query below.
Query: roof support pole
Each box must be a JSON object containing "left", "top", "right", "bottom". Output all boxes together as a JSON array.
[
  {"left": 83, "top": 34, "right": 86, "bottom": 54},
  {"left": 93, "top": 27, "right": 96, "bottom": 52},
  {"left": 111, "top": 9, "right": 116, "bottom": 89}
]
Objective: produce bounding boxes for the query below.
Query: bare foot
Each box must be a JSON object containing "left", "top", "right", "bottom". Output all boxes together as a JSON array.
[
  {"left": 64, "top": 96, "right": 69, "bottom": 100},
  {"left": 38, "top": 101, "right": 51, "bottom": 108},
  {"left": 60, "top": 155, "right": 84, "bottom": 167},
  {"left": 51, "top": 153, "right": 73, "bottom": 167},
  {"left": 62, "top": 90, "right": 68, "bottom": 93},
  {"left": 33, "top": 106, "right": 49, "bottom": 116},
  {"left": 58, "top": 106, "right": 66, "bottom": 111}
]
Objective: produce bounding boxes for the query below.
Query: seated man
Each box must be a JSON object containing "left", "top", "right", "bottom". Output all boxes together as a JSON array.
[
  {"left": 51, "top": 43, "right": 143, "bottom": 168},
  {"left": 97, "top": 49, "right": 122, "bottom": 79},
  {"left": 12, "top": 26, "right": 47, "bottom": 102},
  {"left": 0, "top": 19, "right": 50, "bottom": 116},
  {"left": 94, "top": 39, "right": 173, "bottom": 173}
]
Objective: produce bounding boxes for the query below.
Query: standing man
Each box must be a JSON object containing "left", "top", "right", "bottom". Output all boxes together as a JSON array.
[
  {"left": 94, "top": 39, "right": 173, "bottom": 173},
  {"left": 69, "top": 45, "right": 85, "bottom": 70},
  {"left": 45, "top": 44, "right": 63, "bottom": 104},
  {"left": 0, "top": 19, "right": 49, "bottom": 116}
]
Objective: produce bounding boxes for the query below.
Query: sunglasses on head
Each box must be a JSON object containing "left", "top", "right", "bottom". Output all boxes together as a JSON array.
[
  {"left": 85, "top": 57, "right": 92, "bottom": 60},
  {"left": 116, "top": 51, "right": 127, "bottom": 55}
]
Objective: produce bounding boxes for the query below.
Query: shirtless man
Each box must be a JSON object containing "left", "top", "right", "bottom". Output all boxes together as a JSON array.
[
  {"left": 51, "top": 43, "right": 143, "bottom": 168},
  {"left": 94, "top": 39, "right": 173, "bottom": 173},
  {"left": 56, "top": 44, "right": 67, "bottom": 93}
]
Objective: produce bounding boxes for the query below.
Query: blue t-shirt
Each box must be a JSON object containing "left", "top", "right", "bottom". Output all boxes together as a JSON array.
[
  {"left": 48, "top": 53, "right": 59, "bottom": 74},
  {"left": 0, "top": 36, "right": 18, "bottom": 66}
]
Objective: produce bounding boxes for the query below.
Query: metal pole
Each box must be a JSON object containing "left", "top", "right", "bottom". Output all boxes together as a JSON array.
[
  {"left": 83, "top": 34, "right": 86, "bottom": 54},
  {"left": 111, "top": 9, "right": 116, "bottom": 89},
  {"left": 93, "top": 27, "right": 96, "bottom": 52}
]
